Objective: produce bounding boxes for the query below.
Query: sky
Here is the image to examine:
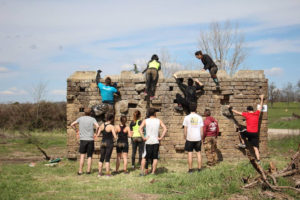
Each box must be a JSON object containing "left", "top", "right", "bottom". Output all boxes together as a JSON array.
[{"left": 0, "top": 0, "right": 300, "bottom": 103}]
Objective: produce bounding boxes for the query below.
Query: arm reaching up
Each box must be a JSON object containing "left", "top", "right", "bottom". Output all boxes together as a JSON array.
[
  {"left": 96, "top": 69, "right": 102, "bottom": 84},
  {"left": 258, "top": 94, "right": 264, "bottom": 112}
]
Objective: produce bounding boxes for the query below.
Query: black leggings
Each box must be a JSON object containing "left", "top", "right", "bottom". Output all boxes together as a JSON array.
[
  {"left": 131, "top": 139, "right": 144, "bottom": 166},
  {"left": 100, "top": 140, "right": 114, "bottom": 163}
]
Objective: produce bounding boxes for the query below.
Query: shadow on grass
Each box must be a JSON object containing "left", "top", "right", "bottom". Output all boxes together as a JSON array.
[{"left": 155, "top": 166, "right": 168, "bottom": 175}]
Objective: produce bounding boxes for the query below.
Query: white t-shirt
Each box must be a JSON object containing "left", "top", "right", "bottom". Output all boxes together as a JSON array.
[
  {"left": 183, "top": 113, "right": 203, "bottom": 141},
  {"left": 145, "top": 118, "right": 160, "bottom": 145}
]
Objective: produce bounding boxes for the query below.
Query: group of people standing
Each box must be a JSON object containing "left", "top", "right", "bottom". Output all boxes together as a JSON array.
[
  {"left": 71, "top": 107, "right": 167, "bottom": 176},
  {"left": 70, "top": 50, "right": 265, "bottom": 176}
]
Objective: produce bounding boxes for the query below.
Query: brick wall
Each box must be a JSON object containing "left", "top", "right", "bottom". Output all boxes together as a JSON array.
[{"left": 66, "top": 70, "right": 268, "bottom": 161}]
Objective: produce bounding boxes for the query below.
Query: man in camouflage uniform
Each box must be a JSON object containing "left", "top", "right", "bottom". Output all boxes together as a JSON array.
[{"left": 203, "top": 108, "right": 219, "bottom": 166}]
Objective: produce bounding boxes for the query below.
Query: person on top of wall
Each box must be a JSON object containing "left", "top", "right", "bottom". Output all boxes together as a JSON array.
[
  {"left": 94, "top": 69, "right": 120, "bottom": 117},
  {"left": 227, "top": 94, "right": 265, "bottom": 164},
  {"left": 173, "top": 74, "right": 204, "bottom": 112},
  {"left": 142, "top": 54, "right": 161, "bottom": 100},
  {"left": 195, "top": 51, "right": 220, "bottom": 90}
]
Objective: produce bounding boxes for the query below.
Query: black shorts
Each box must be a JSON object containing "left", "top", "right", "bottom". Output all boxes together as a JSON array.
[
  {"left": 185, "top": 140, "right": 202, "bottom": 152},
  {"left": 241, "top": 131, "right": 259, "bottom": 147},
  {"left": 116, "top": 142, "right": 129, "bottom": 153},
  {"left": 145, "top": 144, "right": 159, "bottom": 160},
  {"left": 79, "top": 140, "right": 94, "bottom": 157}
]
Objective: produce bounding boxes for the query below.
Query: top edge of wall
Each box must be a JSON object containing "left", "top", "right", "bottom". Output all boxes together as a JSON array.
[{"left": 67, "top": 70, "right": 265, "bottom": 81}]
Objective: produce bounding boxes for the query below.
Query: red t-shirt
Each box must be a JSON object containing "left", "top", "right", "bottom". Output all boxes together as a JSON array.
[
  {"left": 203, "top": 116, "right": 219, "bottom": 139},
  {"left": 242, "top": 110, "right": 261, "bottom": 133}
]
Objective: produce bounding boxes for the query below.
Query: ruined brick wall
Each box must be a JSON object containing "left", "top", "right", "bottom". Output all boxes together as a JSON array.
[{"left": 66, "top": 70, "right": 268, "bottom": 161}]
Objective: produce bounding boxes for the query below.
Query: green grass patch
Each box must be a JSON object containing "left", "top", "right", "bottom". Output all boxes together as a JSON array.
[
  {"left": 0, "top": 131, "right": 66, "bottom": 158},
  {"left": 268, "top": 102, "right": 300, "bottom": 129},
  {"left": 1, "top": 132, "right": 299, "bottom": 200}
]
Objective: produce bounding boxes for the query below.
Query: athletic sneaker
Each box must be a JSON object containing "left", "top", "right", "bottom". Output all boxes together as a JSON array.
[
  {"left": 86, "top": 171, "right": 91, "bottom": 175},
  {"left": 238, "top": 143, "right": 246, "bottom": 149},
  {"left": 124, "top": 170, "right": 129, "bottom": 174},
  {"left": 97, "top": 172, "right": 103, "bottom": 177},
  {"left": 139, "top": 172, "right": 145, "bottom": 176},
  {"left": 188, "top": 169, "right": 193, "bottom": 173},
  {"left": 197, "top": 168, "right": 202, "bottom": 172},
  {"left": 257, "top": 160, "right": 261, "bottom": 165},
  {"left": 175, "top": 106, "right": 183, "bottom": 111},
  {"left": 150, "top": 96, "right": 155, "bottom": 100},
  {"left": 77, "top": 172, "right": 83, "bottom": 176}
]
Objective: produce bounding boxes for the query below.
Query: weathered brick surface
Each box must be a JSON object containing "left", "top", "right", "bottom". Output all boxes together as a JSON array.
[{"left": 66, "top": 70, "right": 268, "bottom": 161}]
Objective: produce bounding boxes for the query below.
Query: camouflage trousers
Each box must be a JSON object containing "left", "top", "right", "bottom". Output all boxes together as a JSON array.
[{"left": 203, "top": 137, "right": 218, "bottom": 166}]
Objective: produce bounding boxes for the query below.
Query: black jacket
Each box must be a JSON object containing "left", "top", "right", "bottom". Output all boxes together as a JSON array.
[
  {"left": 201, "top": 54, "right": 217, "bottom": 70},
  {"left": 176, "top": 79, "right": 204, "bottom": 103}
]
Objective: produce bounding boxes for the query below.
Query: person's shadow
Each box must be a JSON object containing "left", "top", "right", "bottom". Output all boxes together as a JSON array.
[{"left": 155, "top": 167, "right": 168, "bottom": 175}]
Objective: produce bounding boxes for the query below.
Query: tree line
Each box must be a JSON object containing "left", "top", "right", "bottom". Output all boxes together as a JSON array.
[{"left": 268, "top": 80, "right": 300, "bottom": 107}]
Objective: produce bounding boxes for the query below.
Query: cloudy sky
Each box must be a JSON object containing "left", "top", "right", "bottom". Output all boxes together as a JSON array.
[{"left": 0, "top": 0, "right": 300, "bottom": 102}]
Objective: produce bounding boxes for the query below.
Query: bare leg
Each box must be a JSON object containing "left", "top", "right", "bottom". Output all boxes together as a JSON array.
[
  {"left": 116, "top": 153, "right": 121, "bottom": 172},
  {"left": 123, "top": 153, "right": 128, "bottom": 171},
  {"left": 152, "top": 159, "right": 158, "bottom": 174},
  {"left": 140, "top": 158, "right": 146, "bottom": 174},
  {"left": 188, "top": 152, "right": 193, "bottom": 170},
  {"left": 98, "top": 162, "right": 103, "bottom": 174},
  {"left": 239, "top": 133, "right": 245, "bottom": 144},
  {"left": 196, "top": 151, "right": 202, "bottom": 169},
  {"left": 79, "top": 154, "right": 85, "bottom": 173},
  {"left": 105, "top": 162, "right": 110, "bottom": 174},
  {"left": 87, "top": 157, "right": 92, "bottom": 173},
  {"left": 253, "top": 147, "right": 260, "bottom": 161}
]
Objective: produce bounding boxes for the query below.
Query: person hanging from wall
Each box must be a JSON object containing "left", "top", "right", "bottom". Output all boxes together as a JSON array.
[
  {"left": 115, "top": 115, "right": 130, "bottom": 174},
  {"left": 227, "top": 94, "right": 265, "bottom": 164},
  {"left": 130, "top": 110, "right": 144, "bottom": 169},
  {"left": 195, "top": 51, "right": 220, "bottom": 90},
  {"left": 203, "top": 108, "right": 219, "bottom": 166},
  {"left": 93, "top": 69, "right": 120, "bottom": 118},
  {"left": 97, "top": 113, "right": 117, "bottom": 177},
  {"left": 173, "top": 74, "right": 204, "bottom": 112},
  {"left": 142, "top": 54, "right": 161, "bottom": 100}
]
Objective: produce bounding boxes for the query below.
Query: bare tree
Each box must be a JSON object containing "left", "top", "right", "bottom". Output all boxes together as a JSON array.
[
  {"left": 283, "top": 82, "right": 294, "bottom": 105},
  {"left": 198, "top": 21, "right": 247, "bottom": 76},
  {"left": 268, "top": 82, "right": 280, "bottom": 108},
  {"left": 160, "top": 48, "right": 184, "bottom": 78},
  {"left": 31, "top": 81, "right": 48, "bottom": 121}
]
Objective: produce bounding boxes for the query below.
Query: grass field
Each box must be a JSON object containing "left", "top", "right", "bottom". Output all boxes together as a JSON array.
[
  {"left": 0, "top": 131, "right": 299, "bottom": 200},
  {"left": 268, "top": 102, "right": 300, "bottom": 129}
]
